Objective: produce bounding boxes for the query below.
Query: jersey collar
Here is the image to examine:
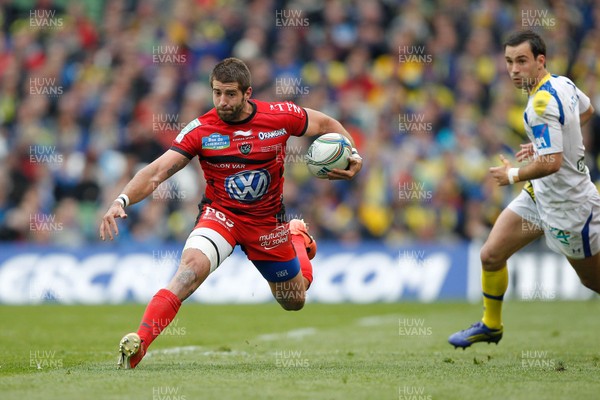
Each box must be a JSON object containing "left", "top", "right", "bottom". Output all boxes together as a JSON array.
[{"left": 530, "top": 73, "right": 551, "bottom": 95}]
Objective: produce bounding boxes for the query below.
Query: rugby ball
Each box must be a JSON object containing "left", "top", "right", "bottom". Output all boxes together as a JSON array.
[{"left": 305, "top": 133, "right": 352, "bottom": 179}]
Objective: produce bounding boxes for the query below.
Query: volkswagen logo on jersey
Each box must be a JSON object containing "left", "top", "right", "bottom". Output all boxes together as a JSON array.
[{"left": 225, "top": 169, "right": 271, "bottom": 203}]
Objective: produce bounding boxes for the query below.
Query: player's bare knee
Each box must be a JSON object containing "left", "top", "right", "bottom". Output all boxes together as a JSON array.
[
  {"left": 279, "top": 299, "right": 305, "bottom": 311},
  {"left": 275, "top": 290, "right": 305, "bottom": 310},
  {"left": 179, "top": 256, "right": 202, "bottom": 277},
  {"left": 480, "top": 245, "right": 507, "bottom": 270},
  {"left": 579, "top": 277, "right": 600, "bottom": 294}
]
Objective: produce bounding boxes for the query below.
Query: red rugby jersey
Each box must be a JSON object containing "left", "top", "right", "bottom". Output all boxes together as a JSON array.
[{"left": 170, "top": 99, "right": 308, "bottom": 217}]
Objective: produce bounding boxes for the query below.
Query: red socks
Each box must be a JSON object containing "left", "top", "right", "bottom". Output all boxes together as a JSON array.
[
  {"left": 137, "top": 288, "right": 182, "bottom": 349},
  {"left": 291, "top": 235, "right": 313, "bottom": 287}
]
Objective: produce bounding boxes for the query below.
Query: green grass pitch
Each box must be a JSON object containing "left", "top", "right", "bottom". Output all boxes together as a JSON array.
[{"left": 1, "top": 301, "right": 600, "bottom": 399}]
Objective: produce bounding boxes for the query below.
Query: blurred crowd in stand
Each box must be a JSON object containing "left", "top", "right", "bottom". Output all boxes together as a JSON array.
[{"left": 0, "top": 0, "right": 599, "bottom": 246}]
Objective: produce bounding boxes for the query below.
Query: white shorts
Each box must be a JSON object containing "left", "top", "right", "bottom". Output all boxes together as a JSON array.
[{"left": 507, "top": 187, "right": 600, "bottom": 259}]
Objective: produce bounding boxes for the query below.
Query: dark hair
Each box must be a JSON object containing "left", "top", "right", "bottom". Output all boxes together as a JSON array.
[
  {"left": 503, "top": 30, "right": 547, "bottom": 60},
  {"left": 209, "top": 57, "right": 251, "bottom": 93}
]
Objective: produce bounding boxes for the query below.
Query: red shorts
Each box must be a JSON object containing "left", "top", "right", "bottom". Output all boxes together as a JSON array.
[{"left": 193, "top": 203, "right": 296, "bottom": 262}]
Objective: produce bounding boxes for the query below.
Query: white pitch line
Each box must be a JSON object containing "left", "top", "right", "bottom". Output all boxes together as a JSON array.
[
  {"left": 145, "top": 346, "right": 248, "bottom": 358},
  {"left": 356, "top": 315, "right": 403, "bottom": 327},
  {"left": 145, "top": 345, "right": 203, "bottom": 358},
  {"left": 144, "top": 327, "right": 318, "bottom": 358},
  {"left": 144, "top": 319, "right": 393, "bottom": 357},
  {"left": 257, "top": 327, "right": 317, "bottom": 341}
]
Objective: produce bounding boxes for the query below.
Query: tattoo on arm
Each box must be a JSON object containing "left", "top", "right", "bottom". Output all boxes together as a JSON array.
[{"left": 167, "top": 160, "right": 185, "bottom": 177}]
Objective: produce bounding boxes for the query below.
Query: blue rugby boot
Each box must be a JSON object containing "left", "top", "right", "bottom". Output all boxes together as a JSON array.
[{"left": 448, "top": 321, "right": 503, "bottom": 349}]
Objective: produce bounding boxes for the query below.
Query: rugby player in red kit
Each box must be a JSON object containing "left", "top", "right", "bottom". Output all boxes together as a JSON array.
[{"left": 99, "top": 58, "right": 363, "bottom": 368}]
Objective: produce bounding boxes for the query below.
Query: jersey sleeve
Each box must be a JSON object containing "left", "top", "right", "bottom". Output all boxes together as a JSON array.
[
  {"left": 170, "top": 119, "right": 201, "bottom": 159},
  {"left": 529, "top": 90, "right": 563, "bottom": 156},
  {"left": 283, "top": 101, "right": 308, "bottom": 137},
  {"left": 576, "top": 86, "right": 591, "bottom": 114}
]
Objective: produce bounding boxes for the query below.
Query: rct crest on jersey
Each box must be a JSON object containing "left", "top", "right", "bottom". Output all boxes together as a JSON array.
[
  {"left": 225, "top": 169, "right": 271, "bottom": 202},
  {"left": 238, "top": 142, "right": 252, "bottom": 155}
]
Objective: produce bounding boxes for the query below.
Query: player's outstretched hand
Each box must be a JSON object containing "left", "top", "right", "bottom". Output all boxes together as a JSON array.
[
  {"left": 515, "top": 143, "right": 534, "bottom": 162},
  {"left": 99, "top": 202, "right": 128, "bottom": 241},
  {"left": 489, "top": 154, "right": 512, "bottom": 186},
  {"left": 327, "top": 154, "right": 363, "bottom": 180}
]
